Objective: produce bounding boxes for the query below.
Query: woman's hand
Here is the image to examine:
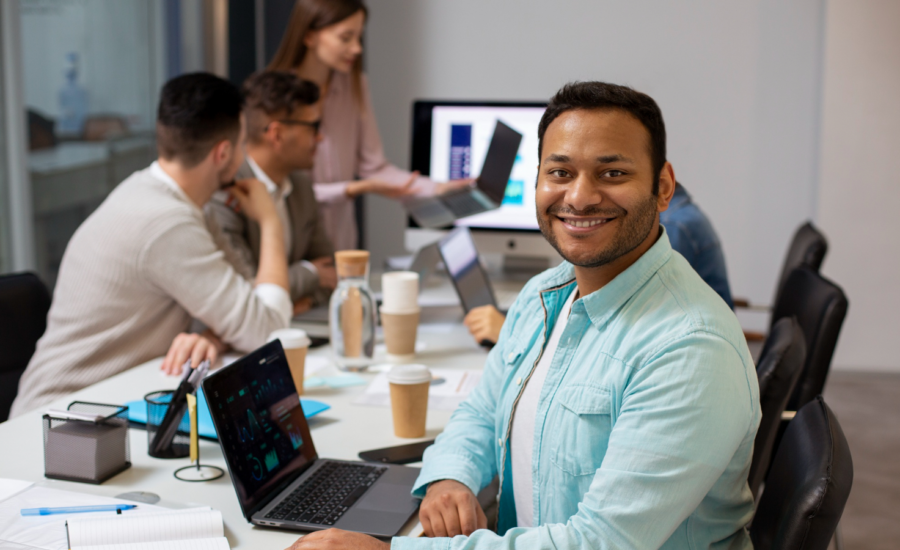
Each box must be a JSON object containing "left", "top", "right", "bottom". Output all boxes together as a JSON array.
[{"left": 346, "top": 171, "right": 420, "bottom": 199}]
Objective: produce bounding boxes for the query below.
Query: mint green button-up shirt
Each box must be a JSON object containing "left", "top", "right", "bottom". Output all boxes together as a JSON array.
[{"left": 393, "top": 229, "right": 759, "bottom": 550}]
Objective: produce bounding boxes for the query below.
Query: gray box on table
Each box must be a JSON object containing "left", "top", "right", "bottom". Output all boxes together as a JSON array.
[{"left": 42, "top": 402, "right": 131, "bottom": 484}]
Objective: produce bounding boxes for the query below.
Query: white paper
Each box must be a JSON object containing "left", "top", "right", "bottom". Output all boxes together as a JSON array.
[
  {"left": 0, "top": 486, "right": 166, "bottom": 550},
  {"left": 74, "top": 537, "right": 230, "bottom": 550},
  {"left": 0, "top": 480, "right": 33, "bottom": 503},
  {"left": 353, "top": 369, "right": 482, "bottom": 411}
]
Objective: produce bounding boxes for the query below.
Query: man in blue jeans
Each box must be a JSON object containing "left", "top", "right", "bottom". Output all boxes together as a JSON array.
[{"left": 289, "top": 82, "right": 759, "bottom": 550}]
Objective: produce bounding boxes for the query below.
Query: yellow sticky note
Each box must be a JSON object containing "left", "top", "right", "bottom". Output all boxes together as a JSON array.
[{"left": 186, "top": 393, "right": 199, "bottom": 464}]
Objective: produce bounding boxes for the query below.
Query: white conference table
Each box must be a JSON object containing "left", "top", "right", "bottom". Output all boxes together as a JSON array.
[{"left": 0, "top": 314, "right": 491, "bottom": 549}]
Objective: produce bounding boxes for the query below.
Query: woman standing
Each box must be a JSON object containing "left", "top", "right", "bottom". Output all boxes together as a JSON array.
[{"left": 269, "top": 0, "right": 468, "bottom": 250}]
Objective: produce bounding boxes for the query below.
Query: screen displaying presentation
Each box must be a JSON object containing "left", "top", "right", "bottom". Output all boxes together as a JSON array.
[{"left": 425, "top": 104, "right": 546, "bottom": 231}]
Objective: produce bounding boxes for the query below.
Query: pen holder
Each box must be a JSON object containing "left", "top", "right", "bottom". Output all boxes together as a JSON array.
[
  {"left": 42, "top": 402, "right": 130, "bottom": 484},
  {"left": 145, "top": 390, "right": 190, "bottom": 459}
]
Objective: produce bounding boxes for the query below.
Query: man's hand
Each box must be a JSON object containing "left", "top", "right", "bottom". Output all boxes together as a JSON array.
[
  {"left": 160, "top": 332, "right": 222, "bottom": 376},
  {"left": 420, "top": 479, "right": 487, "bottom": 537},
  {"left": 311, "top": 256, "right": 337, "bottom": 290},
  {"left": 229, "top": 178, "right": 280, "bottom": 224},
  {"left": 284, "top": 528, "right": 389, "bottom": 550},
  {"left": 293, "top": 296, "right": 313, "bottom": 316},
  {"left": 436, "top": 177, "right": 476, "bottom": 195},
  {"left": 346, "top": 172, "right": 420, "bottom": 199},
  {"left": 463, "top": 305, "right": 506, "bottom": 345}
]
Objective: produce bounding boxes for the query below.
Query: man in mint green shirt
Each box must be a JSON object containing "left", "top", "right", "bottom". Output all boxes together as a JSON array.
[{"left": 288, "top": 82, "right": 759, "bottom": 550}]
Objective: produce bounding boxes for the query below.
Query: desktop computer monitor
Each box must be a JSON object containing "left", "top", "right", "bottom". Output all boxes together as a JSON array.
[{"left": 408, "top": 100, "right": 559, "bottom": 262}]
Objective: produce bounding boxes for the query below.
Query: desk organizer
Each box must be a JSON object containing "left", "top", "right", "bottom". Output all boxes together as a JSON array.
[
  {"left": 145, "top": 390, "right": 190, "bottom": 459},
  {"left": 42, "top": 402, "right": 130, "bottom": 484}
]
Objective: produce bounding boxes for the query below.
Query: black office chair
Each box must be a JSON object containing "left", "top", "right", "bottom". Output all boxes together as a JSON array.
[
  {"left": 770, "top": 267, "right": 848, "bottom": 412},
  {"left": 735, "top": 221, "right": 828, "bottom": 342},
  {"left": 748, "top": 316, "right": 806, "bottom": 497},
  {"left": 750, "top": 396, "right": 853, "bottom": 550},
  {"left": 0, "top": 272, "right": 52, "bottom": 421},
  {"left": 771, "top": 222, "right": 828, "bottom": 310}
]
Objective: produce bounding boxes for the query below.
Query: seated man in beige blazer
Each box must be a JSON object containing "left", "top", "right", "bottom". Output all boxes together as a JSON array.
[{"left": 206, "top": 71, "right": 335, "bottom": 315}]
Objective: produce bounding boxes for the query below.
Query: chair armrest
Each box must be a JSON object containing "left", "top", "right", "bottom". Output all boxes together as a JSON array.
[{"left": 781, "top": 410, "right": 796, "bottom": 421}]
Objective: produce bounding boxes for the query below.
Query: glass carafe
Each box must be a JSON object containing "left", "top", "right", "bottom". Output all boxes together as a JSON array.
[{"left": 329, "top": 250, "right": 377, "bottom": 370}]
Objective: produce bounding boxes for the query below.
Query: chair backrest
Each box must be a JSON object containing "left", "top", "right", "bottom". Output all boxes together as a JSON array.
[
  {"left": 770, "top": 267, "right": 848, "bottom": 412},
  {"left": 773, "top": 222, "right": 827, "bottom": 308},
  {"left": 0, "top": 272, "right": 52, "bottom": 421},
  {"left": 750, "top": 397, "right": 853, "bottom": 550},
  {"left": 749, "top": 316, "right": 806, "bottom": 496}
]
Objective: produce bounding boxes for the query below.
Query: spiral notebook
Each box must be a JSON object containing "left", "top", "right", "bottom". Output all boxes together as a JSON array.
[{"left": 65, "top": 508, "right": 229, "bottom": 550}]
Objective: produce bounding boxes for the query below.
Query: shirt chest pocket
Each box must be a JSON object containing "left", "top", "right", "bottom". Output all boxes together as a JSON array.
[{"left": 550, "top": 386, "right": 613, "bottom": 477}]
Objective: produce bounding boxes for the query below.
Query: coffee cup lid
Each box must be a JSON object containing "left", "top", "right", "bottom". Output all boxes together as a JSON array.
[
  {"left": 268, "top": 328, "right": 311, "bottom": 349},
  {"left": 387, "top": 364, "right": 432, "bottom": 385}
]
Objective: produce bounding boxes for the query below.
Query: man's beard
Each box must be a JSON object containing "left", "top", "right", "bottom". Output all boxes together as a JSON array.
[{"left": 537, "top": 194, "right": 658, "bottom": 268}]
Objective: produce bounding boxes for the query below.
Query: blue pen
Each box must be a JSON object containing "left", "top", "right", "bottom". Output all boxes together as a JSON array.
[{"left": 21, "top": 504, "right": 137, "bottom": 516}]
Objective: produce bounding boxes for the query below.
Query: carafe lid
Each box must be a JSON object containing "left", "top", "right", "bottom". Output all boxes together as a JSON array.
[{"left": 335, "top": 250, "right": 370, "bottom": 277}]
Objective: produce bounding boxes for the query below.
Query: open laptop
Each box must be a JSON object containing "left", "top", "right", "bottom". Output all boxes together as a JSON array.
[
  {"left": 406, "top": 120, "right": 523, "bottom": 228},
  {"left": 202, "top": 341, "right": 421, "bottom": 537},
  {"left": 436, "top": 227, "right": 497, "bottom": 314}
]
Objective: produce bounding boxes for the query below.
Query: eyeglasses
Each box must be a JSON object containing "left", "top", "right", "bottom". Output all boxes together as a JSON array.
[{"left": 266, "top": 118, "right": 321, "bottom": 134}]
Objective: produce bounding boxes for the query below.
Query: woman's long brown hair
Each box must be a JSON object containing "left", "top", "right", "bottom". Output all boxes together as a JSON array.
[{"left": 268, "top": 0, "right": 368, "bottom": 106}]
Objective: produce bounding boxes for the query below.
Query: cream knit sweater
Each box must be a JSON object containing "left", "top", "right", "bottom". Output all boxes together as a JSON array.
[{"left": 10, "top": 165, "right": 291, "bottom": 417}]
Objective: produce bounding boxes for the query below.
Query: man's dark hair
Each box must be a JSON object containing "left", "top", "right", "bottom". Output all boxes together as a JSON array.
[
  {"left": 156, "top": 72, "right": 243, "bottom": 168},
  {"left": 242, "top": 71, "right": 320, "bottom": 144},
  {"left": 538, "top": 81, "right": 667, "bottom": 194}
]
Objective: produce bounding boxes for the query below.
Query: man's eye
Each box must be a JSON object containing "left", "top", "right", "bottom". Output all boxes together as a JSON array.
[
  {"left": 549, "top": 169, "right": 569, "bottom": 178},
  {"left": 604, "top": 170, "right": 625, "bottom": 178}
]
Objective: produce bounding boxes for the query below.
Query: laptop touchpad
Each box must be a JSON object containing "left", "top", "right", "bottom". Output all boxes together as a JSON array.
[{"left": 356, "top": 483, "right": 416, "bottom": 511}]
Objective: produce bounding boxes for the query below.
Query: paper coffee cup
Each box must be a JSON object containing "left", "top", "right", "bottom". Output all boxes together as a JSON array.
[
  {"left": 387, "top": 364, "right": 431, "bottom": 438},
  {"left": 381, "top": 272, "right": 419, "bottom": 313},
  {"left": 268, "top": 329, "right": 311, "bottom": 395},
  {"left": 381, "top": 306, "right": 420, "bottom": 362}
]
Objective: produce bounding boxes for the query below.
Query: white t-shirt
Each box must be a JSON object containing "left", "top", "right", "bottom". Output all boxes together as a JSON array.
[{"left": 511, "top": 286, "right": 577, "bottom": 528}]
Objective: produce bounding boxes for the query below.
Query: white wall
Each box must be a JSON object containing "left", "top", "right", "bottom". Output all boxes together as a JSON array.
[
  {"left": 817, "top": 0, "right": 900, "bottom": 371},
  {"left": 364, "top": 0, "right": 826, "bottom": 309}
]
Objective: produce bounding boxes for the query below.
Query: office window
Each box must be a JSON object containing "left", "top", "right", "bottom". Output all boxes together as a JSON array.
[{"left": 18, "top": 0, "right": 167, "bottom": 286}]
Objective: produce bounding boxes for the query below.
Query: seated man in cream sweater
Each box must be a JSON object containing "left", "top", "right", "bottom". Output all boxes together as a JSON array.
[
  {"left": 10, "top": 73, "right": 292, "bottom": 417},
  {"left": 206, "top": 71, "right": 336, "bottom": 314}
]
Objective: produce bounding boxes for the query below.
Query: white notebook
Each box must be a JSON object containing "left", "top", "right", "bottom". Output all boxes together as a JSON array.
[{"left": 66, "top": 508, "right": 230, "bottom": 550}]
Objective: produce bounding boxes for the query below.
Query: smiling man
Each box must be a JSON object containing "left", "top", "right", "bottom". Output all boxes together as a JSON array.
[{"left": 287, "top": 82, "right": 759, "bottom": 550}]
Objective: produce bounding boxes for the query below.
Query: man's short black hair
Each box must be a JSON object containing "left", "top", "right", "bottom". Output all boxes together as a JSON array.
[
  {"left": 242, "top": 71, "right": 320, "bottom": 144},
  {"left": 156, "top": 72, "right": 243, "bottom": 168},
  {"left": 538, "top": 81, "right": 667, "bottom": 194}
]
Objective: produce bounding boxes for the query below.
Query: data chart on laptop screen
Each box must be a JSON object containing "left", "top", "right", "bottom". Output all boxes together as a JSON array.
[{"left": 430, "top": 105, "right": 545, "bottom": 230}]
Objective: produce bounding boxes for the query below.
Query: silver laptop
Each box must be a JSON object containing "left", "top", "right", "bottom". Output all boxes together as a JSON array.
[
  {"left": 202, "top": 341, "right": 421, "bottom": 537},
  {"left": 436, "top": 227, "right": 497, "bottom": 314},
  {"left": 406, "top": 120, "right": 523, "bottom": 228}
]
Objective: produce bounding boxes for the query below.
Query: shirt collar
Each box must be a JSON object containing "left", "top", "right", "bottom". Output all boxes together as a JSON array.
[
  {"left": 149, "top": 161, "right": 202, "bottom": 214},
  {"left": 539, "top": 226, "right": 674, "bottom": 330},
  {"left": 246, "top": 156, "right": 293, "bottom": 199}
]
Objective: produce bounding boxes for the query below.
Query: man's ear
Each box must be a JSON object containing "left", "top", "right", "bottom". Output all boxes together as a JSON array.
[
  {"left": 212, "top": 139, "right": 234, "bottom": 168},
  {"left": 656, "top": 162, "right": 676, "bottom": 213}
]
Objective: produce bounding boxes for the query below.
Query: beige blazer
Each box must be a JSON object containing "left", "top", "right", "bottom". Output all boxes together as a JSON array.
[{"left": 206, "top": 162, "right": 335, "bottom": 304}]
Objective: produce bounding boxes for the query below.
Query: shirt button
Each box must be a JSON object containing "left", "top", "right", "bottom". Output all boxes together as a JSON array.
[
  {"left": 515, "top": 377, "right": 522, "bottom": 386},
  {"left": 507, "top": 352, "right": 516, "bottom": 362},
  {"left": 498, "top": 438, "right": 503, "bottom": 447}
]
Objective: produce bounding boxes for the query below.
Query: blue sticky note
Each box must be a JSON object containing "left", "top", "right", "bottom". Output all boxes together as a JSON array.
[{"left": 125, "top": 389, "right": 330, "bottom": 440}]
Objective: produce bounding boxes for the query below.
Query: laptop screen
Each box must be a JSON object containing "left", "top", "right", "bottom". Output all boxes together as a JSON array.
[
  {"left": 439, "top": 227, "right": 496, "bottom": 313},
  {"left": 476, "top": 120, "right": 523, "bottom": 204},
  {"left": 202, "top": 341, "right": 317, "bottom": 518}
]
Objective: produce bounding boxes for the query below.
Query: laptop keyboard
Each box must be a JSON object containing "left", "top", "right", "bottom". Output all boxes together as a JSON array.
[
  {"left": 444, "top": 191, "right": 490, "bottom": 218},
  {"left": 265, "top": 462, "right": 387, "bottom": 526}
]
